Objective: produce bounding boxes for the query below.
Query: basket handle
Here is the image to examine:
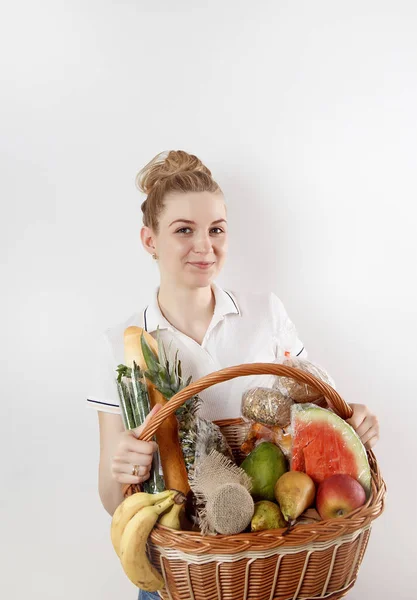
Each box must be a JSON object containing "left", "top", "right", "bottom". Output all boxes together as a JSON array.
[{"left": 137, "top": 362, "right": 353, "bottom": 442}]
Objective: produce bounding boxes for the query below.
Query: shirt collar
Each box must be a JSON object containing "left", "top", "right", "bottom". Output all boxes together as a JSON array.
[{"left": 143, "top": 281, "right": 240, "bottom": 333}]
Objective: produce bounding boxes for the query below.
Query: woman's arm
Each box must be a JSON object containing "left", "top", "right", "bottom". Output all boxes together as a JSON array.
[
  {"left": 97, "top": 408, "right": 160, "bottom": 517},
  {"left": 97, "top": 412, "right": 126, "bottom": 516}
]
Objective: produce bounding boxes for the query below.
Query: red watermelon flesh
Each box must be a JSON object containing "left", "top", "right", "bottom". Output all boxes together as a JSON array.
[{"left": 291, "top": 403, "right": 371, "bottom": 497}]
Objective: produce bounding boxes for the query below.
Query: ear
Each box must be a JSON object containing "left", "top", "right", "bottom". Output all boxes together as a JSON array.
[{"left": 140, "top": 226, "right": 157, "bottom": 256}]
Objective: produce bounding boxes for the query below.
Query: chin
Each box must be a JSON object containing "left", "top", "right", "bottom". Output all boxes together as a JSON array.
[
  {"left": 191, "top": 274, "right": 215, "bottom": 284},
  {"left": 183, "top": 270, "right": 216, "bottom": 287}
]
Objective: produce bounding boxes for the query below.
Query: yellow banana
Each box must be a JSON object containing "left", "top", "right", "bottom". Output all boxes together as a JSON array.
[
  {"left": 111, "top": 490, "right": 173, "bottom": 557},
  {"left": 119, "top": 495, "right": 175, "bottom": 591},
  {"left": 158, "top": 502, "right": 184, "bottom": 530}
]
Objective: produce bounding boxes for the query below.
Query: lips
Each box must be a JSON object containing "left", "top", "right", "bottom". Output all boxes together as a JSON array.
[{"left": 189, "top": 262, "right": 215, "bottom": 269}]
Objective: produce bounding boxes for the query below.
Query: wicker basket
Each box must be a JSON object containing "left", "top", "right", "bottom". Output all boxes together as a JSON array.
[{"left": 124, "top": 363, "right": 386, "bottom": 600}]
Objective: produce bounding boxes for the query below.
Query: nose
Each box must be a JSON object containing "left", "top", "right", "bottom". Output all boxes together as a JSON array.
[{"left": 193, "top": 231, "right": 213, "bottom": 254}]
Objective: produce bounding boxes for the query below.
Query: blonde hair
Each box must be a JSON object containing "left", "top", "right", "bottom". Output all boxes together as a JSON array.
[{"left": 136, "top": 150, "right": 223, "bottom": 234}]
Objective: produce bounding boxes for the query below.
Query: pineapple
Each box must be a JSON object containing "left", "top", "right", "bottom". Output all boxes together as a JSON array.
[{"left": 139, "top": 329, "right": 234, "bottom": 477}]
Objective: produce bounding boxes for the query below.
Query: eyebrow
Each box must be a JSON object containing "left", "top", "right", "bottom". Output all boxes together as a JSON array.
[{"left": 169, "top": 218, "right": 227, "bottom": 227}]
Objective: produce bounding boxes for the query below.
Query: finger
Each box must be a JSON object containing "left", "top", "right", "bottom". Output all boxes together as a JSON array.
[
  {"left": 364, "top": 434, "right": 379, "bottom": 450},
  {"left": 124, "top": 451, "right": 153, "bottom": 468},
  {"left": 346, "top": 411, "right": 365, "bottom": 432},
  {"left": 125, "top": 436, "right": 158, "bottom": 455},
  {"left": 113, "top": 461, "right": 149, "bottom": 477},
  {"left": 133, "top": 465, "right": 148, "bottom": 476},
  {"left": 112, "top": 454, "right": 152, "bottom": 474},
  {"left": 346, "top": 416, "right": 363, "bottom": 431},
  {"left": 361, "top": 427, "right": 379, "bottom": 448},
  {"left": 112, "top": 460, "right": 151, "bottom": 480},
  {"left": 354, "top": 418, "right": 373, "bottom": 440},
  {"left": 131, "top": 404, "right": 163, "bottom": 439},
  {"left": 113, "top": 472, "right": 150, "bottom": 485},
  {"left": 357, "top": 414, "right": 378, "bottom": 440}
]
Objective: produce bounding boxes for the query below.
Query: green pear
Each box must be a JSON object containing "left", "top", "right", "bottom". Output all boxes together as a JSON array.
[{"left": 251, "top": 500, "right": 287, "bottom": 531}]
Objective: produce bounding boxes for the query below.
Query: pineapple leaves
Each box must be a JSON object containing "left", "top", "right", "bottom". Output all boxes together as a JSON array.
[
  {"left": 133, "top": 329, "right": 199, "bottom": 408},
  {"left": 140, "top": 332, "right": 159, "bottom": 372},
  {"left": 156, "top": 327, "right": 168, "bottom": 372},
  {"left": 170, "top": 349, "right": 179, "bottom": 386}
]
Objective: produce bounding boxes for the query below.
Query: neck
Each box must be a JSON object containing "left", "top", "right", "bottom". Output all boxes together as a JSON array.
[{"left": 157, "top": 280, "right": 215, "bottom": 333}]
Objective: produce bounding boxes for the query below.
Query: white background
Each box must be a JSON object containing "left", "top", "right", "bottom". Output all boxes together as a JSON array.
[{"left": 1, "top": 1, "right": 416, "bottom": 599}]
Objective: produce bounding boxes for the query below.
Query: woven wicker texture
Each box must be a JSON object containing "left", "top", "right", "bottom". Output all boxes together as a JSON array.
[{"left": 123, "top": 363, "right": 386, "bottom": 599}]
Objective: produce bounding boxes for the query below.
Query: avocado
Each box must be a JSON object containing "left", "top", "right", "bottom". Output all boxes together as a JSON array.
[{"left": 241, "top": 442, "right": 287, "bottom": 501}]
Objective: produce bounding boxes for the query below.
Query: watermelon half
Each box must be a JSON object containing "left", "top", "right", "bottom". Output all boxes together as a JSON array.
[{"left": 291, "top": 403, "right": 371, "bottom": 497}]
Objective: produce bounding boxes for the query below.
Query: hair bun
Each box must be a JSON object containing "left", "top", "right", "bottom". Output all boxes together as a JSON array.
[{"left": 136, "top": 150, "right": 212, "bottom": 195}]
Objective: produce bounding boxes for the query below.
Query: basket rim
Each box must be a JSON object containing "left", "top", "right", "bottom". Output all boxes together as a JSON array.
[{"left": 137, "top": 362, "right": 354, "bottom": 442}]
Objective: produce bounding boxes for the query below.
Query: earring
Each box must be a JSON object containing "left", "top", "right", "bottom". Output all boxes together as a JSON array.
[{"left": 152, "top": 253, "right": 158, "bottom": 260}]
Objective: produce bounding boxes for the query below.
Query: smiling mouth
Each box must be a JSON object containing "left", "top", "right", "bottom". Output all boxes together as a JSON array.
[{"left": 189, "top": 262, "right": 215, "bottom": 268}]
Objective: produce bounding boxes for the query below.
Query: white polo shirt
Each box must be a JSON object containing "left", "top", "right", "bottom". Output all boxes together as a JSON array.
[{"left": 86, "top": 281, "right": 306, "bottom": 421}]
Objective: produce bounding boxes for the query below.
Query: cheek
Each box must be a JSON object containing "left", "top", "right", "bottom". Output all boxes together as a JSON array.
[
  {"left": 217, "top": 238, "right": 228, "bottom": 252},
  {"left": 169, "top": 237, "right": 194, "bottom": 257},
  {"left": 162, "top": 236, "right": 187, "bottom": 249}
]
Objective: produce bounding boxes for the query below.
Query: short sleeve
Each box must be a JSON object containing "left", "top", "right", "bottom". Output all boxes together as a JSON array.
[
  {"left": 86, "top": 331, "right": 121, "bottom": 414},
  {"left": 270, "top": 293, "right": 307, "bottom": 359}
]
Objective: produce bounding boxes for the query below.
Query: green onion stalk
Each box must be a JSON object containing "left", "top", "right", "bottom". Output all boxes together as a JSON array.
[{"left": 116, "top": 362, "right": 165, "bottom": 494}]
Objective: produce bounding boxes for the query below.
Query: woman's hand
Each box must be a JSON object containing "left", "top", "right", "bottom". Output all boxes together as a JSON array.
[
  {"left": 346, "top": 403, "right": 379, "bottom": 450},
  {"left": 111, "top": 404, "right": 162, "bottom": 486}
]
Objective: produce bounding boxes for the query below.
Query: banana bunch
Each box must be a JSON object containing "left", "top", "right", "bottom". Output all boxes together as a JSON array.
[{"left": 111, "top": 489, "right": 185, "bottom": 592}]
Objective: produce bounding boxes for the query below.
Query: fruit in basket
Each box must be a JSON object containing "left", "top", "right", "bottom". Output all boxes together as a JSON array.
[
  {"left": 119, "top": 494, "right": 175, "bottom": 591},
  {"left": 111, "top": 490, "right": 174, "bottom": 557},
  {"left": 274, "top": 471, "right": 316, "bottom": 523},
  {"left": 291, "top": 403, "right": 371, "bottom": 497},
  {"left": 251, "top": 500, "right": 287, "bottom": 531},
  {"left": 241, "top": 441, "right": 287, "bottom": 501},
  {"left": 158, "top": 501, "right": 184, "bottom": 530},
  {"left": 179, "top": 412, "right": 234, "bottom": 477},
  {"left": 316, "top": 474, "right": 366, "bottom": 519}
]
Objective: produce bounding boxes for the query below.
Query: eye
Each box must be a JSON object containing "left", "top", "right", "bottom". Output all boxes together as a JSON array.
[
  {"left": 175, "top": 227, "right": 192, "bottom": 234},
  {"left": 211, "top": 228, "right": 224, "bottom": 234}
]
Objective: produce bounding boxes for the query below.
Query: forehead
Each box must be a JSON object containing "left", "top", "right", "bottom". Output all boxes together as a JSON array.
[{"left": 160, "top": 191, "right": 226, "bottom": 223}]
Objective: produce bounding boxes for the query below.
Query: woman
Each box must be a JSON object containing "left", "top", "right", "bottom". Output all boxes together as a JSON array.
[{"left": 87, "top": 150, "right": 379, "bottom": 600}]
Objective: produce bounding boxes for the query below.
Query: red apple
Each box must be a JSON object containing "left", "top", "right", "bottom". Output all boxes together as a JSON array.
[{"left": 316, "top": 474, "right": 366, "bottom": 519}]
